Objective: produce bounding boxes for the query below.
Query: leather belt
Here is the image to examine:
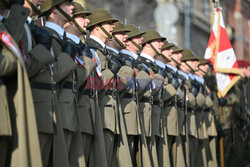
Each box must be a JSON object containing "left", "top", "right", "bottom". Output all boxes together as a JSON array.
[
  {"left": 123, "top": 92, "right": 136, "bottom": 101},
  {"left": 62, "top": 81, "right": 77, "bottom": 93},
  {"left": 123, "top": 93, "right": 133, "bottom": 98},
  {"left": 79, "top": 89, "right": 95, "bottom": 98},
  {"left": 177, "top": 101, "right": 184, "bottom": 108},
  {"left": 165, "top": 98, "right": 175, "bottom": 106},
  {"left": 140, "top": 96, "right": 153, "bottom": 104},
  {"left": 153, "top": 100, "right": 160, "bottom": 106},
  {"left": 105, "top": 89, "right": 117, "bottom": 98},
  {"left": 62, "top": 81, "right": 73, "bottom": 89},
  {"left": 31, "top": 82, "right": 59, "bottom": 91}
]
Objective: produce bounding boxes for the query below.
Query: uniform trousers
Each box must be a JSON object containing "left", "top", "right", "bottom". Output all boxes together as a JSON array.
[
  {"left": 39, "top": 133, "right": 53, "bottom": 167},
  {"left": 104, "top": 129, "right": 116, "bottom": 166},
  {"left": 0, "top": 136, "right": 8, "bottom": 167},
  {"left": 81, "top": 133, "right": 93, "bottom": 165}
]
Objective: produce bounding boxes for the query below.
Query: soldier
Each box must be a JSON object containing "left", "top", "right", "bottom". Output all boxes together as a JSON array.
[
  {"left": 155, "top": 41, "right": 181, "bottom": 167},
  {"left": 197, "top": 59, "right": 218, "bottom": 167},
  {"left": 38, "top": 0, "right": 78, "bottom": 166},
  {"left": 63, "top": 2, "right": 96, "bottom": 166},
  {"left": 105, "top": 20, "right": 135, "bottom": 166},
  {"left": 217, "top": 77, "right": 248, "bottom": 167},
  {"left": 193, "top": 58, "right": 210, "bottom": 167},
  {"left": 137, "top": 30, "right": 165, "bottom": 166},
  {"left": 85, "top": 9, "right": 121, "bottom": 166},
  {"left": 178, "top": 50, "right": 201, "bottom": 167},
  {"left": 162, "top": 44, "right": 186, "bottom": 167},
  {"left": 119, "top": 24, "right": 149, "bottom": 166},
  {"left": 0, "top": 1, "right": 42, "bottom": 166}
]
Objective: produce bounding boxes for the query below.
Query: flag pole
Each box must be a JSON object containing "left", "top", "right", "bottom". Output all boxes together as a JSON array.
[
  {"left": 213, "top": 0, "right": 225, "bottom": 166},
  {"left": 217, "top": 92, "right": 224, "bottom": 167},
  {"left": 214, "top": 2, "right": 221, "bottom": 71},
  {"left": 209, "top": 0, "right": 215, "bottom": 29}
]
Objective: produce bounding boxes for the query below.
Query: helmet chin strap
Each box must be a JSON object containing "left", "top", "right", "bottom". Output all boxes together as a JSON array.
[
  {"left": 130, "top": 40, "right": 142, "bottom": 50},
  {"left": 185, "top": 61, "right": 196, "bottom": 73},
  {"left": 199, "top": 67, "right": 207, "bottom": 75},
  {"left": 98, "top": 24, "right": 113, "bottom": 39},
  {"left": 25, "top": 0, "right": 41, "bottom": 15},
  {"left": 149, "top": 43, "right": 171, "bottom": 62},
  {"left": 171, "top": 57, "right": 181, "bottom": 67},
  {"left": 56, "top": 6, "right": 87, "bottom": 35},
  {"left": 112, "top": 34, "right": 126, "bottom": 49}
]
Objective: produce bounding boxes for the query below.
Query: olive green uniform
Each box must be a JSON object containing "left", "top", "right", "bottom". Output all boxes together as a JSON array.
[
  {"left": 0, "top": 7, "right": 43, "bottom": 166},
  {"left": 155, "top": 61, "right": 176, "bottom": 167}
]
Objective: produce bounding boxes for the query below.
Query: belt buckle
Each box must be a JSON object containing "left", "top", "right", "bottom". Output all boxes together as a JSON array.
[
  {"left": 149, "top": 96, "right": 153, "bottom": 105},
  {"left": 89, "top": 89, "right": 95, "bottom": 98},
  {"left": 72, "top": 81, "right": 77, "bottom": 93},
  {"left": 112, "top": 89, "right": 117, "bottom": 99},
  {"left": 160, "top": 100, "right": 164, "bottom": 108},
  {"left": 51, "top": 81, "right": 56, "bottom": 93}
]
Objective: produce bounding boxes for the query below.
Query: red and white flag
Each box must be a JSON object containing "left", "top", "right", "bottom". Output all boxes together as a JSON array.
[{"left": 204, "top": 8, "right": 240, "bottom": 97}]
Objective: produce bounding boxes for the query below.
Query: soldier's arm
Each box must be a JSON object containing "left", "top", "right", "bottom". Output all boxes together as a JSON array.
[
  {"left": 196, "top": 92, "right": 206, "bottom": 109},
  {"left": 151, "top": 73, "right": 164, "bottom": 96},
  {"left": 116, "top": 66, "right": 135, "bottom": 92},
  {"left": 187, "top": 92, "right": 196, "bottom": 108},
  {"left": 226, "top": 91, "right": 240, "bottom": 106},
  {"left": 3, "top": 5, "right": 29, "bottom": 43},
  {"left": 162, "top": 76, "right": 176, "bottom": 101},
  {"left": 78, "top": 55, "right": 96, "bottom": 85},
  {"left": 136, "top": 70, "right": 151, "bottom": 97},
  {"left": 26, "top": 44, "right": 54, "bottom": 78},
  {"left": 0, "top": 47, "right": 17, "bottom": 76},
  {"left": 53, "top": 52, "right": 78, "bottom": 83}
]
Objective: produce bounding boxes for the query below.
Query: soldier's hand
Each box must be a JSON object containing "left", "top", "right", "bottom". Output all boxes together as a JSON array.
[
  {"left": 78, "top": 45, "right": 93, "bottom": 59},
  {"left": 108, "top": 57, "right": 121, "bottom": 74},
  {"left": 158, "top": 67, "right": 168, "bottom": 78},
  {"left": 30, "top": 24, "right": 52, "bottom": 50},
  {"left": 218, "top": 97, "right": 227, "bottom": 106},
  {"left": 170, "top": 77, "right": 179, "bottom": 89},
  {"left": 134, "top": 61, "right": 150, "bottom": 75},
  {"left": 120, "top": 56, "right": 134, "bottom": 68},
  {"left": 10, "top": 0, "right": 24, "bottom": 6},
  {"left": 62, "top": 40, "right": 77, "bottom": 59}
]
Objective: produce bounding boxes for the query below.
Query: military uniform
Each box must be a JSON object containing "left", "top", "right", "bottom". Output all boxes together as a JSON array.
[
  {"left": 86, "top": 9, "right": 120, "bottom": 166},
  {"left": 105, "top": 21, "right": 137, "bottom": 167},
  {"left": 0, "top": 6, "right": 43, "bottom": 166},
  {"left": 177, "top": 51, "right": 202, "bottom": 167},
  {"left": 8, "top": 4, "right": 55, "bottom": 166},
  {"left": 39, "top": 1, "right": 79, "bottom": 166},
  {"left": 0, "top": 28, "right": 16, "bottom": 167},
  {"left": 116, "top": 25, "right": 145, "bottom": 166},
  {"left": 135, "top": 30, "right": 166, "bottom": 166},
  {"left": 155, "top": 59, "right": 176, "bottom": 167},
  {"left": 65, "top": 4, "right": 96, "bottom": 165}
]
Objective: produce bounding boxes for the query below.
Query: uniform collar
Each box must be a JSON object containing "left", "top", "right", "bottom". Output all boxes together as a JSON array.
[
  {"left": 27, "top": 16, "right": 32, "bottom": 24},
  {"left": 155, "top": 60, "right": 165, "bottom": 69},
  {"left": 120, "top": 49, "right": 138, "bottom": 60},
  {"left": 89, "top": 35, "right": 105, "bottom": 48},
  {"left": 178, "top": 70, "right": 189, "bottom": 80},
  {"left": 106, "top": 46, "right": 119, "bottom": 54},
  {"left": 166, "top": 64, "right": 177, "bottom": 73},
  {"left": 140, "top": 52, "right": 154, "bottom": 62},
  {"left": 45, "top": 21, "right": 65, "bottom": 39},
  {"left": 194, "top": 75, "right": 204, "bottom": 85},
  {"left": 0, "top": 15, "right": 4, "bottom": 21},
  {"left": 188, "top": 73, "right": 195, "bottom": 80},
  {"left": 66, "top": 32, "right": 80, "bottom": 44}
]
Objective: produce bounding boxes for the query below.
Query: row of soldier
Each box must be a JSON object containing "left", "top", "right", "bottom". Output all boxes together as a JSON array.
[{"left": 0, "top": 0, "right": 243, "bottom": 166}]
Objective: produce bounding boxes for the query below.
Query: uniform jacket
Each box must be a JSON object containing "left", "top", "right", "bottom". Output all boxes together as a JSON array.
[{"left": 0, "top": 18, "right": 43, "bottom": 167}]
